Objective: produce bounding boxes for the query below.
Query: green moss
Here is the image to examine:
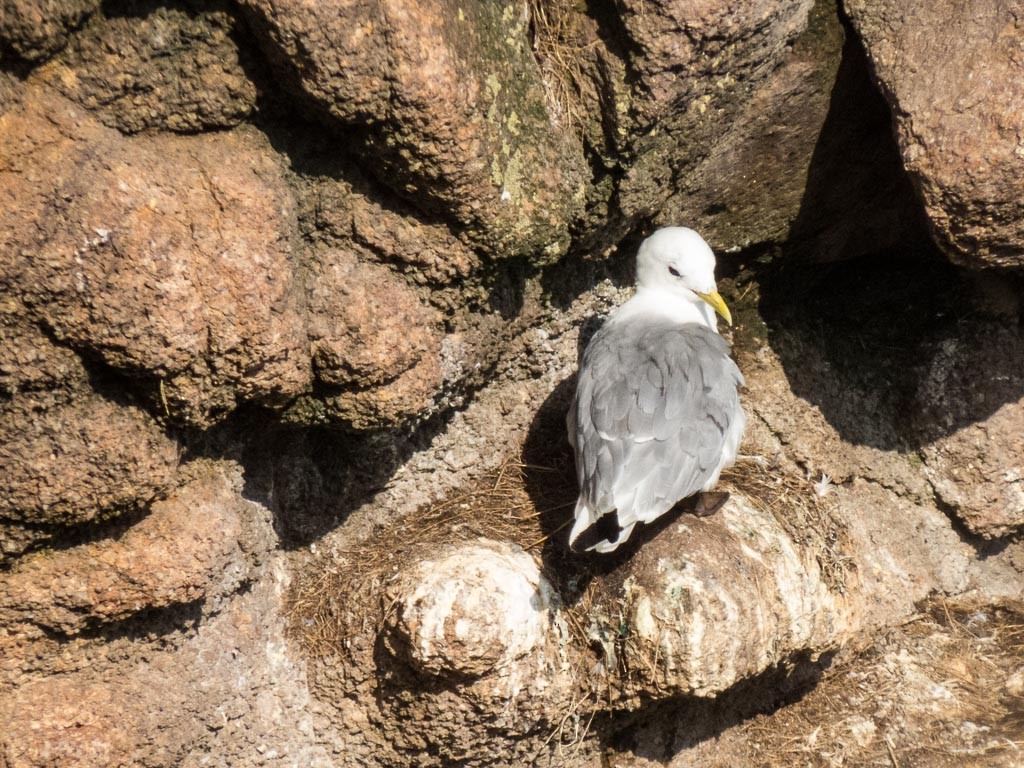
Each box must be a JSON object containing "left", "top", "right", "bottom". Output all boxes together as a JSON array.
[{"left": 282, "top": 395, "right": 330, "bottom": 426}]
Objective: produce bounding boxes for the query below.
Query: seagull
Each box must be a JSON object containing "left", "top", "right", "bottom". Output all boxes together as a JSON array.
[{"left": 567, "top": 227, "right": 745, "bottom": 553}]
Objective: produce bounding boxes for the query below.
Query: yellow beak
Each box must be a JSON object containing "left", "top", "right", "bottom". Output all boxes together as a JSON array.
[{"left": 696, "top": 290, "right": 732, "bottom": 326}]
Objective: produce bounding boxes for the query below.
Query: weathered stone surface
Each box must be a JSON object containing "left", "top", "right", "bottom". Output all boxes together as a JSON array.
[
  {"left": 913, "top": 325, "right": 1024, "bottom": 538},
  {"left": 0, "top": 678, "right": 139, "bottom": 767},
  {"left": 308, "top": 249, "right": 443, "bottom": 389},
  {"left": 306, "top": 247, "right": 445, "bottom": 428},
  {"left": 0, "top": 389, "right": 179, "bottom": 527},
  {"left": 299, "top": 165, "right": 480, "bottom": 285},
  {"left": 0, "top": 85, "right": 311, "bottom": 426},
  {"left": 617, "top": 0, "right": 815, "bottom": 127},
  {"left": 616, "top": 495, "right": 855, "bottom": 698},
  {"left": 240, "top": 0, "right": 588, "bottom": 261},
  {"left": 0, "top": 464, "right": 247, "bottom": 635},
  {"left": 656, "top": 0, "right": 844, "bottom": 250},
  {"left": 0, "top": 308, "right": 85, "bottom": 395},
  {"left": 38, "top": 0, "right": 258, "bottom": 134},
  {"left": 0, "top": 0, "right": 99, "bottom": 63},
  {"left": 388, "top": 541, "right": 552, "bottom": 679},
  {"left": 613, "top": 0, "right": 816, "bottom": 221},
  {"left": 846, "top": 0, "right": 1024, "bottom": 267}
]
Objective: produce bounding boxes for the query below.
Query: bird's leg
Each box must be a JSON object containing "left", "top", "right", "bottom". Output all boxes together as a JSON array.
[{"left": 694, "top": 491, "right": 730, "bottom": 517}]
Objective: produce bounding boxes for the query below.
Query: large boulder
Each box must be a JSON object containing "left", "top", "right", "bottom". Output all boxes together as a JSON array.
[
  {"left": 0, "top": 85, "right": 311, "bottom": 427},
  {"left": 240, "top": 0, "right": 589, "bottom": 261},
  {"left": 846, "top": 0, "right": 1024, "bottom": 267}
]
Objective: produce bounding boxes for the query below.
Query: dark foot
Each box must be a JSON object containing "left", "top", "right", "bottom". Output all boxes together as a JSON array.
[{"left": 694, "top": 491, "right": 730, "bottom": 517}]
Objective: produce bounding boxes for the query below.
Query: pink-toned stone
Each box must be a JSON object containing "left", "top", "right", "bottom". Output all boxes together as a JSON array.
[
  {"left": 0, "top": 464, "right": 246, "bottom": 635},
  {"left": 239, "top": 0, "right": 588, "bottom": 260},
  {"left": 846, "top": 0, "right": 1024, "bottom": 267},
  {"left": 0, "top": 85, "right": 311, "bottom": 426}
]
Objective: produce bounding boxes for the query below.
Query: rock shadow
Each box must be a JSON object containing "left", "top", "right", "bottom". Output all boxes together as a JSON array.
[
  {"left": 603, "top": 649, "right": 835, "bottom": 763},
  {"left": 762, "top": 15, "right": 1024, "bottom": 454},
  {"left": 230, "top": 406, "right": 463, "bottom": 549}
]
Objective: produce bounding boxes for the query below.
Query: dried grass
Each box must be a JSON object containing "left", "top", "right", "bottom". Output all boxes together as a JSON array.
[
  {"left": 288, "top": 442, "right": 856, "bottom": 679},
  {"left": 287, "top": 457, "right": 572, "bottom": 661},
  {"left": 720, "top": 458, "right": 856, "bottom": 595},
  {"left": 727, "top": 596, "right": 1024, "bottom": 768},
  {"left": 526, "top": 0, "right": 596, "bottom": 131}
]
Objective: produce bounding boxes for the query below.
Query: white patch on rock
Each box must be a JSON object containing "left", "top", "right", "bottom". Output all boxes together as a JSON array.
[{"left": 394, "top": 540, "right": 552, "bottom": 678}]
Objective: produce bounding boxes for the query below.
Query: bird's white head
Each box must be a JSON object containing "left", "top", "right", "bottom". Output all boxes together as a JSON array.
[{"left": 634, "top": 227, "right": 731, "bottom": 326}]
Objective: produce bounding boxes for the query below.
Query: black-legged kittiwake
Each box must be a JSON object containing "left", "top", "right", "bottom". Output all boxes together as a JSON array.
[{"left": 567, "top": 227, "right": 745, "bottom": 553}]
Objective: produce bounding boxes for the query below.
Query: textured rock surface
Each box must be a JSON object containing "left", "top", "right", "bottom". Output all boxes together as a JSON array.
[
  {"left": 1, "top": 0, "right": 1023, "bottom": 765},
  {"left": 0, "top": 0, "right": 99, "bottom": 62},
  {"left": 0, "top": 388, "right": 179, "bottom": 527},
  {"left": 846, "top": 0, "right": 1024, "bottom": 267},
  {"left": 388, "top": 541, "right": 552, "bottom": 679},
  {"left": 0, "top": 464, "right": 246, "bottom": 635},
  {"left": 240, "top": 0, "right": 588, "bottom": 260},
  {"left": 616, "top": 495, "right": 854, "bottom": 698},
  {"left": 38, "top": 0, "right": 258, "bottom": 134},
  {"left": 0, "top": 85, "right": 310, "bottom": 427},
  {"left": 613, "top": 0, "right": 815, "bottom": 221},
  {"left": 656, "top": 0, "right": 844, "bottom": 249},
  {"left": 913, "top": 324, "right": 1024, "bottom": 538},
  {"left": 307, "top": 248, "right": 444, "bottom": 428}
]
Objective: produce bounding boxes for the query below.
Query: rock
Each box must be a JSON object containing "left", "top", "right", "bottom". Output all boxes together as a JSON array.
[
  {"left": 299, "top": 163, "right": 481, "bottom": 285},
  {"left": 0, "top": 463, "right": 248, "bottom": 636},
  {"left": 0, "top": 308, "right": 85, "bottom": 395},
  {"left": 307, "top": 249, "right": 442, "bottom": 389},
  {"left": 616, "top": 0, "right": 815, "bottom": 128},
  {"left": 656, "top": 0, "right": 844, "bottom": 250},
  {"left": 598, "top": 494, "right": 855, "bottom": 699},
  {"left": 0, "top": 85, "right": 311, "bottom": 426},
  {"left": 306, "top": 247, "right": 445, "bottom": 428},
  {"left": 0, "top": 677, "right": 139, "bottom": 768},
  {"left": 0, "top": 389, "right": 179, "bottom": 527},
  {"left": 613, "top": 0, "right": 816, "bottom": 220},
  {"left": 913, "top": 325, "right": 1024, "bottom": 539},
  {"left": 320, "top": 354, "right": 444, "bottom": 431},
  {"left": 388, "top": 540, "right": 552, "bottom": 678},
  {"left": 0, "top": 0, "right": 99, "bottom": 63},
  {"left": 239, "top": 0, "right": 588, "bottom": 261},
  {"left": 846, "top": 0, "right": 1024, "bottom": 267},
  {"left": 38, "top": 0, "right": 258, "bottom": 134}
]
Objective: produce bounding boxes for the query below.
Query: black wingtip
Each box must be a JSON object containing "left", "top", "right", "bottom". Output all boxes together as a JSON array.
[{"left": 569, "top": 510, "right": 623, "bottom": 553}]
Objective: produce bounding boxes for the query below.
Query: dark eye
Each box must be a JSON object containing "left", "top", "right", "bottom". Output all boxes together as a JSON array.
[{"left": 668, "top": 266, "right": 681, "bottom": 278}]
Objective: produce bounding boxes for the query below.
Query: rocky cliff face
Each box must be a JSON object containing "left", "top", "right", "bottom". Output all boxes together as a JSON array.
[{"left": 1, "top": 1, "right": 1022, "bottom": 766}]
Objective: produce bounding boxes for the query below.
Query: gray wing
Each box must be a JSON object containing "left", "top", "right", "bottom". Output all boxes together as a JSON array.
[{"left": 572, "top": 318, "right": 744, "bottom": 528}]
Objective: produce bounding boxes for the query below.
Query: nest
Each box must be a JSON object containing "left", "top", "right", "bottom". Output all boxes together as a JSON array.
[
  {"left": 720, "top": 458, "right": 856, "bottom": 595},
  {"left": 287, "top": 457, "right": 575, "bottom": 662}
]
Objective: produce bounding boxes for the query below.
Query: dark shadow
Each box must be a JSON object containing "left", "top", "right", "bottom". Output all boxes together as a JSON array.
[
  {"left": 785, "top": 14, "right": 934, "bottom": 265},
  {"left": 604, "top": 649, "right": 836, "bottom": 762},
  {"left": 174, "top": 400, "right": 464, "bottom": 550},
  {"left": 34, "top": 596, "right": 206, "bottom": 644},
  {"left": 759, "top": 245, "right": 1024, "bottom": 451},
  {"left": 758, "top": 14, "right": 1024, "bottom": 460},
  {"left": 538, "top": 227, "right": 642, "bottom": 311}
]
